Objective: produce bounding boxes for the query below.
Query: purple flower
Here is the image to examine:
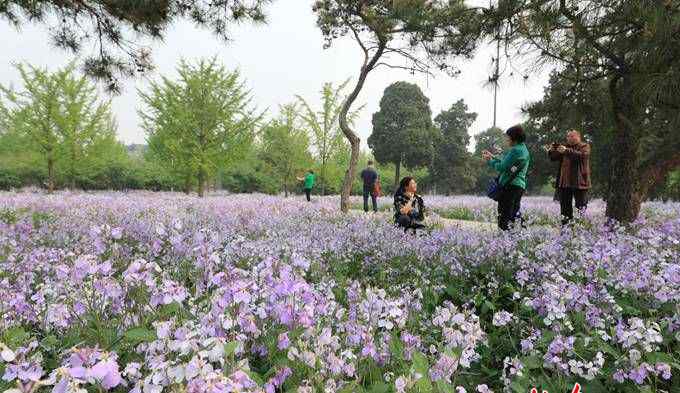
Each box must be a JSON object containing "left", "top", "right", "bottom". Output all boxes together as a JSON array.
[
  {"left": 90, "top": 357, "right": 121, "bottom": 389},
  {"left": 655, "top": 362, "right": 672, "bottom": 380},
  {"left": 277, "top": 332, "right": 290, "bottom": 350}
]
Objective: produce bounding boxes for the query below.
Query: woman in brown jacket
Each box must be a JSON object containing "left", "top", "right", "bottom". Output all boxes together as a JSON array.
[{"left": 547, "top": 130, "right": 591, "bottom": 225}]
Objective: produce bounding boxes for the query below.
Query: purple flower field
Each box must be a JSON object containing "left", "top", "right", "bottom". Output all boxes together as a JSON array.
[{"left": 0, "top": 192, "right": 678, "bottom": 393}]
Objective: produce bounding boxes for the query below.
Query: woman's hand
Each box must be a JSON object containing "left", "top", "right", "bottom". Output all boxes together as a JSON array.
[
  {"left": 482, "top": 150, "right": 494, "bottom": 161},
  {"left": 400, "top": 198, "right": 414, "bottom": 215},
  {"left": 556, "top": 145, "right": 567, "bottom": 153}
]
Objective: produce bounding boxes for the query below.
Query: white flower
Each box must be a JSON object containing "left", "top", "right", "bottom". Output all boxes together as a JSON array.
[
  {"left": 477, "top": 384, "right": 494, "bottom": 393},
  {"left": 0, "top": 345, "right": 16, "bottom": 362},
  {"left": 395, "top": 376, "right": 408, "bottom": 393},
  {"left": 629, "top": 349, "right": 642, "bottom": 363},
  {"left": 492, "top": 311, "right": 514, "bottom": 327},
  {"left": 167, "top": 365, "right": 185, "bottom": 383}
]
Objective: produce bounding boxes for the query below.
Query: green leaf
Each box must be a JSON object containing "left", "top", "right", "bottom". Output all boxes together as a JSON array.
[
  {"left": 435, "top": 380, "right": 455, "bottom": 393},
  {"left": 411, "top": 351, "right": 429, "bottom": 374},
  {"left": 40, "top": 335, "right": 59, "bottom": 351},
  {"left": 596, "top": 340, "right": 620, "bottom": 357},
  {"left": 245, "top": 370, "right": 264, "bottom": 385},
  {"left": 411, "top": 352, "right": 432, "bottom": 392},
  {"left": 367, "top": 382, "right": 390, "bottom": 393},
  {"left": 224, "top": 340, "right": 240, "bottom": 357},
  {"left": 522, "top": 355, "right": 542, "bottom": 370},
  {"left": 483, "top": 300, "right": 496, "bottom": 313},
  {"left": 444, "top": 284, "right": 459, "bottom": 299},
  {"left": 389, "top": 333, "right": 404, "bottom": 360},
  {"left": 3, "top": 327, "right": 29, "bottom": 349},
  {"left": 511, "top": 378, "right": 529, "bottom": 393},
  {"left": 444, "top": 348, "right": 462, "bottom": 359},
  {"left": 415, "top": 376, "right": 433, "bottom": 392},
  {"left": 644, "top": 351, "right": 676, "bottom": 364},
  {"left": 595, "top": 267, "right": 608, "bottom": 280},
  {"left": 580, "top": 379, "right": 608, "bottom": 393},
  {"left": 123, "top": 327, "right": 156, "bottom": 343},
  {"left": 339, "top": 381, "right": 363, "bottom": 393},
  {"left": 157, "top": 302, "right": 182, "bottom": 318}
]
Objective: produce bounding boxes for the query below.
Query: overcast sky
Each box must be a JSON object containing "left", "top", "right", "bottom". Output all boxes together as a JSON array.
[{"left": 0, "top": 0, "right": 551, "bottom": 149}]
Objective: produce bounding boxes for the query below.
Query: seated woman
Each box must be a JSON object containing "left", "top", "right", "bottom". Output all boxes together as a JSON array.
[{"left": 393, "top": 176, "right": 426, "bottom": 232}]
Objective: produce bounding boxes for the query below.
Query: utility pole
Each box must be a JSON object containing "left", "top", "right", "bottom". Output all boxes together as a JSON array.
[
  {"left": 492, "top": 32, "right": 500, "bottom": 129},
  {"left": 490, "top": 0, "right": 501, "bottom": 129}
]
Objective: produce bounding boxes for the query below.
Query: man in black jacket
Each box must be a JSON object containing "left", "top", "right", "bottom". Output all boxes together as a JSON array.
[{"left": 360, "top": 161, "right": 379, "bottom": 212}]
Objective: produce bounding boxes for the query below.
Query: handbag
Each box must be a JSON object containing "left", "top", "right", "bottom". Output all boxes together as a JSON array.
[
  {"left": 487, "top": 161, "right": 525, "bottom": 201},
  {"left": 372, "top": 179, "right": 381, "bottom": 197}
]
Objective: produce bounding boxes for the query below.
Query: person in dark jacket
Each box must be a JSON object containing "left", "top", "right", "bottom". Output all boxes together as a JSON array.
[
  {"left": 547, "top": 130, "right": 591, "bottom": 225},
  {"left": 360, "top": 161, "right": 379, "bottom": 212},
  {"left": 483, "top": 125, "right": 531, "bottom": 231},
  {"left": 394, "top": 176, "right": 426, "bottom": 233}
]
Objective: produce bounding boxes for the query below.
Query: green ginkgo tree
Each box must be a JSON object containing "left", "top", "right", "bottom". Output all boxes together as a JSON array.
[
  {"left": 0, "top": 63, "right": 114, "bottom": 192},
  {"left": 140, "top": 58, "right": 260, "bottom": 197},
  {"left": 296, "top": 80, "right": 362, "bottom": 196}
]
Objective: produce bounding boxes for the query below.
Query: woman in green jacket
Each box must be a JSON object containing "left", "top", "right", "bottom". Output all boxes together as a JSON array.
[
  {"left": 482, "top": 125, "right": 531, "bottom": 230},
  {"left": 297, "top": 170, "right": 315, "bottom": 202}
]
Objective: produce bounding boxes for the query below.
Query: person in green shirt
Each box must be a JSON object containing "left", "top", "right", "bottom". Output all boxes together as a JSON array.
[
  {"left": 297, "top": 170, "right": 315, "bottom": 202},
  {"left": 482, "top": 125, "right": 531, "bottom": 230}
]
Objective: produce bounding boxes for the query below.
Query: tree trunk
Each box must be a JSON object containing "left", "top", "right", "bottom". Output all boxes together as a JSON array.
[
  {"left": 47, "top": 150, "right": 55, "bottom": 194},
  {"left": 197, "top": 169, "right": 206, "bottom": 198},
  {"left": 70, "top": 147, "right": 76, "bottom": 190},
  {"left": 394, "top": 159, "right": 401, "bottom": 190},
  {"left": 338, "top": 38, "right": 386, "bottom": 212},
  {"left": 605, "top": 74, "right": 642, "bottom": 223},
  {"left": 638, "top": 155, "right": 680, "bottom": 202},
  {"left": 321, "top": 158, "right": 326, "bottom": 196},
  {"left": 183, "top": 175, "right": 192, "bottom": 194}
]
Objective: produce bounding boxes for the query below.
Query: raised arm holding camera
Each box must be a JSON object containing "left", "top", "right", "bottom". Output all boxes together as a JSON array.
[{"left": 547, "top": 130, "right": 591, "bottom": 225}]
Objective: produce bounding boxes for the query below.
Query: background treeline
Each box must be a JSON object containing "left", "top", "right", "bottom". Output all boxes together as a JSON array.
[{"left": 2, "top": 60, "right": 680, "bottom": 200}]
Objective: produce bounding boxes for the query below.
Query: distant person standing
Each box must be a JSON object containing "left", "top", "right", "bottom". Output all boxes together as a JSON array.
[
  {"left": 297, "top": 170, "right": 315, "bottom": 202},
  {"left": 360, "top": 161, "right": 379, "bottom": 212},
  {"left": 547, "top": 130, "right": 591, "bottom": 225},
  {"left": 483, "top": 125, "right": 530, "bottom": 231}
]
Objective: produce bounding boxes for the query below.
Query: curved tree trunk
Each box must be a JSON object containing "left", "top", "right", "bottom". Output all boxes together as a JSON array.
[
  {"left": 638, "top": 155, "right": 680, "bottom": 202},
  {"left": 605, "top": 74, "right": 641, "bottom": 223},
  {"left": 338, "top": 38, "right": 386, "bottom": 213}
]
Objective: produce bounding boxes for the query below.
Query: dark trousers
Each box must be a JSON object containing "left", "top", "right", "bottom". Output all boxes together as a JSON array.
[
  {"left": 559, "top": 188, "right": 588, "bottom": 225},
  {"left": 363, "top": 188, "right": 377, "bottom": 212},
  {"left": 304, "top": 188, "right": 311, "bottom": 202},
  {"left": 396, "top": 214, "right": 425, "bottom": 234},
  {"left": 498, "top": 185, "right": 524, "bottom": 231}
]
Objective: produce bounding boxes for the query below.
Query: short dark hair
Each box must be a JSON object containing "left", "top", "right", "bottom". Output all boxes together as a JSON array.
[
  {"left": 309, "top": 170, "right": 314, "bottom": 174},
  {"left": 506, "top": 125, "right": 526, "bottom": 143},
  {"left": 368, "top": 160, "right": 374, "bottom": 165}
]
